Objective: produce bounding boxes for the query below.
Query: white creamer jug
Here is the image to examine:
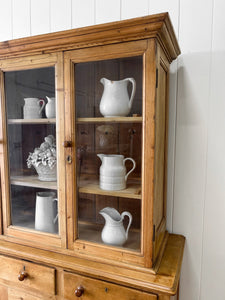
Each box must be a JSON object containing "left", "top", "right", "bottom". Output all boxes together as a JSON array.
[
  {"left": 23, "top": 98, "right": 45, "bottom": 119},
  {"left": 97, "top": 154, "right": 136, "bottom": 191},
  {"left": 99, "top": 207, "right": 132, "bottom": 246},
  {"left": 99, "top": 78, "right": 136, "bottom": 117},
  {"left": 45, "top": 96, "right": 56, "bottom": 118}
]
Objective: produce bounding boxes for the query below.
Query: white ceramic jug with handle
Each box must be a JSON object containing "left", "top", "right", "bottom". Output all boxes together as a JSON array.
[
  {"left": 35, "top": 192, "right": 58, "bottom": 233},
  {"left": 99, "top": 207, "right": 132, "bottom": 246},
  {"left": 45, "top": 96, "right": 56, "bottom": 118},
  {"left": 97, "top": 154, "right": 136, "bottom": 191},
  {"left": 99, "top": 77, "right": 136, "bottom": 117},
  {"left": 23, "top": 98, "right": 45, "bottom": 119}
]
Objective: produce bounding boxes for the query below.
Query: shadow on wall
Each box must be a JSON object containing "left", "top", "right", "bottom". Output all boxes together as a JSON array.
[{"left": 172, "top": 50, "right": 225, "bottom": 299}]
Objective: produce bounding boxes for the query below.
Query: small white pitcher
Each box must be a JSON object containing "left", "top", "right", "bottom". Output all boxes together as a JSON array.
[
  {"left": 45, "top": 96, "right": 56, "bottom": 118},
  {"left": 99, "top": 207, "right": 132, "bottom": 246},
  {"left": 35, "top": 192, "right": 58, "bottom": 233}
]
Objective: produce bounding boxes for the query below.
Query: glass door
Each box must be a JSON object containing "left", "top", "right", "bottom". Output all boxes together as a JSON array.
[
  {"left": 75, "top": 56, "right": 142, "bottom": 250},
  {"left": 65, "top": 41, "right": 148, "bottom": 265},
  {"left": 0, "top": 53, "right": 65, "bottom": 247}
]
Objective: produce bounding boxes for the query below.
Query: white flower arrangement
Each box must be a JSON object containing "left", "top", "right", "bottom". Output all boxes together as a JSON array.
[{"left": 27, "top": 135, "right": 57, "bottom": 170}]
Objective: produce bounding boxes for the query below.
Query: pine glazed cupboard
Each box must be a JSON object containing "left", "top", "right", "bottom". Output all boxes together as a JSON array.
[{"left": 0, "top": 13, "right": 184, "bottom": 300}]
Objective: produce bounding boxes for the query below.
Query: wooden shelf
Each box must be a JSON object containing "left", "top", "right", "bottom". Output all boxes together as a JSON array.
[
  {"left": 8, "top": 118, "right": 56, "bottom": 124},
  {"left": 79, "top": 176, "right": 141, "bottom": 199},
  {"left": 10, "top": 175, "right": 57, "bottom": 189},
  {"left": 77, "top": 116, "right": 142, "bottom": 124},
  {"left": 78, "top": 222, "right": 141, "bottom": 251}
]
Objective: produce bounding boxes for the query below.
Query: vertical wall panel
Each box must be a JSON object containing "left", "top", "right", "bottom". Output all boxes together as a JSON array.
[
  {"left": 31, "top": 0, "right": 50, "bottom": 36},
  {"left": 12, "top": 0, "right": 30, "bottom": 39},
  {"left": 0, "top": 0, "right": 12, "bottom": 42},
  {"left": 148, "top": 0, "right": 179, "bottom": 37},
  {"left": 121, "top": 0, "right": 148, "bottom": 20},
  {"left": 50, "top": 0, "right": 71, "bottom": 32},
  {"left": 179, "top": 0, "right": 212, "bottom": 53},
  {"left": 96, "top": 0, "right": 120, "bottom": 24},
  {"left": 72, "top": 0, "right": 95, "bottom": 28},
  {"left": 200, "top": 0, "right": 225, "bottom": 299},
  {"left": 173, "top": 0, "right": 213, "bottom": 299}
]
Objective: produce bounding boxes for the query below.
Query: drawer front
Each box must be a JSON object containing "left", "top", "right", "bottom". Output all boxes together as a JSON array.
[
  {"left": 0, "top": 255, "right": 55, "bottom": 296},
  {"left": 0, "top": 285, "right": 8, "bottom": 300},
  {"left": 64, "top": 272, "right": 157, "bottom": 300},
  {"left": 8, "top": 288, "right": 43, "bottom": 300}
]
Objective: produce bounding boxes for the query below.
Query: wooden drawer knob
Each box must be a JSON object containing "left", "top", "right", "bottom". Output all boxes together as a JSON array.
[
  {"left": 75, "top": 285, "right": 84, "bottom": 297},
  {"left": 18, "top": 271, "right": 28, "bottom": 281}
]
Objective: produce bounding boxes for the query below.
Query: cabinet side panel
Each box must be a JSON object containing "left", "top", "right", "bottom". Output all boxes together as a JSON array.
[
  {"left": 142, "top": 39, "right": 157, "bottom": 268},
  {"left": 153, "top": 54, "right": 169, "bottom": 263}
]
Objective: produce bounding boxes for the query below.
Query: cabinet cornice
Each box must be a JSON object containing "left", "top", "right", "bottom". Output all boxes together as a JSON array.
[{"left": 0, "top": 13, "right": 180, "bottom": 63}]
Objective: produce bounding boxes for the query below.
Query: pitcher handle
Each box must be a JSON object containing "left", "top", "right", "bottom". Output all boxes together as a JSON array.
[
  {"left": 127, "top": 78, "right": 136, "bottom": 110},
  {"left": 121, "top": 211, "right": 132, "bottom": 240},
  {"left": 52, "top": 198, "right": 58, "bottom": 224},
  {"left": 123, "top": 157, "right": 136, "bottom": 181},
  {"left": 38, "top": 99, "right": 46, "bottom": 114}
]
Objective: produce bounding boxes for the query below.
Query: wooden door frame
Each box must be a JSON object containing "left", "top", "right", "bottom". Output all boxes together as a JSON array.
[{"left": 0, "top": 52, "right": 66, "bottom": 249}]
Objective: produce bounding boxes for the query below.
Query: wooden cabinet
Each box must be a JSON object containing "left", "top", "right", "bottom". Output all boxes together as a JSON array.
[{"left": 0, "top": 13, "right": 184, "bottom": 300}]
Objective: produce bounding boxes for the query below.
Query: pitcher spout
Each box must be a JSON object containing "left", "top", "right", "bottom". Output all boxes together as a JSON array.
[
  {"left": 100, "top": 78, "right": 106, "bottom": 85},
  {"left": 97, "top": 153, "right": 104, "bottom": 162},
  {"left": 99, "top": 207, "right": 121, "bottom": 223},
  {"left": 46, "top": 96, "right": 51, "bottom": 102},
  {"left": 99, "top": 211, "right": 111, "bottom": 224}
]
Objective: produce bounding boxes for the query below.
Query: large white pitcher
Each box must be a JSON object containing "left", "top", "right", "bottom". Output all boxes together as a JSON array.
[
  {"left": 97, "top": 154, "right": 136, "bottom": 191},
  {"left": 23, "top": 98, "right": 45, "bottom": 119},
  {"left": 35, "top": 192, "right": 58, "bottom": 233},
  {"left": 99, "top": 77, "right": 136, "bottom": 117}
]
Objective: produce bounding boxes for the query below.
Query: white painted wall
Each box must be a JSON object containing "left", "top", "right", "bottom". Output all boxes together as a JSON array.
[{"left": 0, "top": 1, "right": 224, "bottom": 299}]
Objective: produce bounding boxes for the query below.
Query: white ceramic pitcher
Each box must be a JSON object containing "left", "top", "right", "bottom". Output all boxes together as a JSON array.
[
  {"left": 99, "top": 77, "right": 136, "bottom": 117},
  {"left": 97, "top": 154, "right": 136, "bottom": 191},
  {"left": 35, "top": 192, "right": 58, "bottom": 233},
  {"left": 23, "top": 98, "right": 45, "bottom": 119},
  {"left": 99, "top": 207, "right": 132, "bottom": 246},
  {"left": 45, "top": 96, "right": 56, "bottom": 118}
]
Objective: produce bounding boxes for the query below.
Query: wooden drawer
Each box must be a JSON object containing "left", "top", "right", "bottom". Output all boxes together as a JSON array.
[
  {"left": 0, "top": 285, "right": 8, "bottom": 300},
  {"left": 0, "top": 255, "right": 55, "bottom": 296},
  {"left": 64, "top": 272, "right": 157, "bottom": 300},
  {"left": 8, "top": 288, "right": 43, "bottom": 300}
]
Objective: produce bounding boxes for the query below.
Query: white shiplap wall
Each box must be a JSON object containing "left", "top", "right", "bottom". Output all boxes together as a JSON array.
[{"left": 0, "top": 1, "right": 225, "bottom": 299}]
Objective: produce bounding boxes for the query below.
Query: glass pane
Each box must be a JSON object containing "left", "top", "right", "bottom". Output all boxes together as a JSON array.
[
  {"left": 4, "top": 67, "right": 58, "bottom": 234},
  {"left": 75, "top": 56, "right": 142, "bottom": 251}
]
